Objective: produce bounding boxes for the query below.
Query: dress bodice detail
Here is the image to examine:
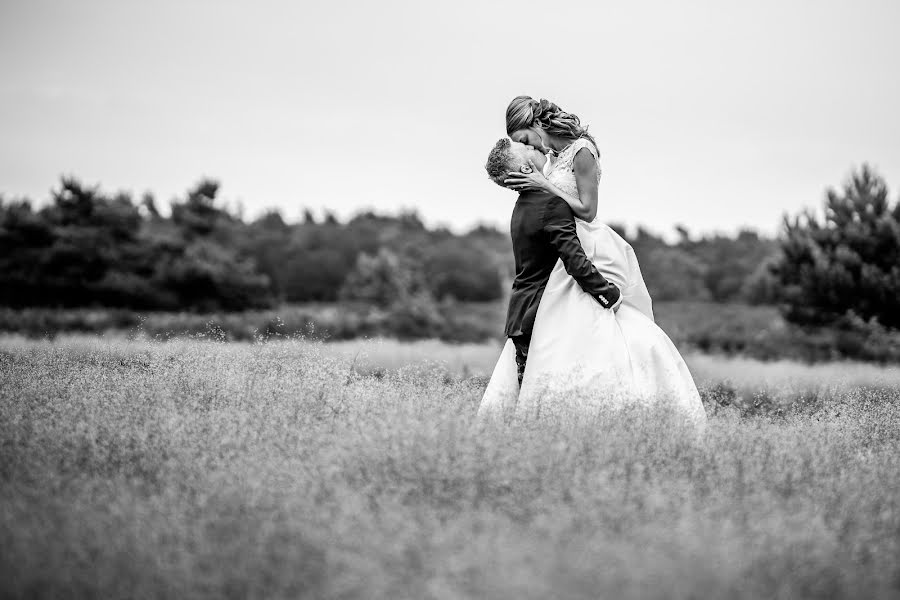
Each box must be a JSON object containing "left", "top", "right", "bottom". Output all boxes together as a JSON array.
[{"left": 546, "top": 137, "right": 602, "bottom": 199}]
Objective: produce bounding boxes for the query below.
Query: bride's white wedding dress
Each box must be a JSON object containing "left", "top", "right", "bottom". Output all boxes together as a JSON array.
[{"left": 478, "top": 138, "right": 706, "bottom": 430}]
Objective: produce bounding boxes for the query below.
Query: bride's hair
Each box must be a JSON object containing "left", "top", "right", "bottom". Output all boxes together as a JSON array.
[
  {"left": 485, "top": 138, "right": 516, "bottom": 188},
  {"left": 506, "top": 95, "right": 597, "bottom": 150}
]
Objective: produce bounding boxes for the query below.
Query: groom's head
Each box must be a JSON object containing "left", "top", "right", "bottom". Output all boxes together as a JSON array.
[{"left": 485, "top": 138, "right": 548, "bottom": 189}]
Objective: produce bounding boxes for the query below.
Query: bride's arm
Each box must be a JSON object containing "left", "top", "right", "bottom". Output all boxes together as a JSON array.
[
  {"left": 504, "top": 149, "right": 599, "bottom": 221},
  {"left": 569, "top": 148, "right": 599, "bottom": 222}
]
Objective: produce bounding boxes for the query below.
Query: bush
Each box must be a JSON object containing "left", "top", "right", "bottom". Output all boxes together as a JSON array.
[
  {"left": 655, "top": 301, "right": 900, "bottom": 364},
  {"left": 422, "top": 239, "right": 504, "bottom": 302},
  {"left": 339, "top": 249, "right": 430, "bottom": 307}
]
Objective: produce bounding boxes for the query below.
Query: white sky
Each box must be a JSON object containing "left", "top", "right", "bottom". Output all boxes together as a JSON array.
[{"left": 1, "top": 0, "right": 898, "bottom": 237}]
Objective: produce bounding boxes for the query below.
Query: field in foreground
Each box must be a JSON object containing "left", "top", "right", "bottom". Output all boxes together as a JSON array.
[{"left": 2, "top": 336, "right": 900, "bottom": 599}]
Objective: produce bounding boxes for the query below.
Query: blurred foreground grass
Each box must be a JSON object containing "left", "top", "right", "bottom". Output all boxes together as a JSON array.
[{"left": 2, "top": 336, "right": 899, "bottom": 598}]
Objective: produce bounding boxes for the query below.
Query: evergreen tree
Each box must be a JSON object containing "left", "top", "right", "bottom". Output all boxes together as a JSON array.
[{"left": 773, "top": 165, "right": 900, "bottom": 328}]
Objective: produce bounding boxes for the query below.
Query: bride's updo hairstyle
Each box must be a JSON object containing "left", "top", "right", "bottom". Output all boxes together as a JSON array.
[{"left": 506, "top": 95, "right": 597, "bottom": 149}]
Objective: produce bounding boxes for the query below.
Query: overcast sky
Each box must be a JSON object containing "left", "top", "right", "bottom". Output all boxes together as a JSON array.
[{"left": 1, "top": 0, "right": 898, "bottom": 236}]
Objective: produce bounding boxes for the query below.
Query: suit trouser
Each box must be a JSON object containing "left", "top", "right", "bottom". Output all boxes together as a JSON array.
[{"left": 510, "top": 332, "right": 532, "bottom": 387}]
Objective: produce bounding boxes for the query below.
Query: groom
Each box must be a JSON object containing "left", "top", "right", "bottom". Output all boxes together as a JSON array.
[{"left": 485, "top": 138, "right": 621, "bottom": 385}]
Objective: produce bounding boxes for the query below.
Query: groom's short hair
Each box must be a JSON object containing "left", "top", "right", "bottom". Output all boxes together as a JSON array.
[{"left": 485, "top": 138, "right": 513, "bottom": 188}]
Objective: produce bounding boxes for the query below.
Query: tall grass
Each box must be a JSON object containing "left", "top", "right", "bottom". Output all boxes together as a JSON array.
[
  {"left": 4, "top": 300, "right": 899, "bottom": 363},
  {"left": 1, "top": 336, "right": 899, "bottom": 598}
]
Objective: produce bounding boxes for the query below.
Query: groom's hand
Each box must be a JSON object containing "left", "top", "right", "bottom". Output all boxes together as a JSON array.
[
  {"left": 612, "top": 295, "right": 623, "bottom": 313},
  {"left": 595, "top": 284, "right": 622, "bottom": 312}
]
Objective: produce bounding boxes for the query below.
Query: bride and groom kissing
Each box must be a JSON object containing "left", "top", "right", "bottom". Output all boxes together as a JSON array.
[{"left": 478, "top": 96, "right": 706, "bottom": 431}]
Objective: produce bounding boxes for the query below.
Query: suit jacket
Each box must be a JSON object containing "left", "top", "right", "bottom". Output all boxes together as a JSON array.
[{"left": 505, "top": 190, "right": 621, "bottom": 338}]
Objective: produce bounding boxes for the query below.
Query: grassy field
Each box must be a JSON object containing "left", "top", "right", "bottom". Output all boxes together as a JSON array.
[
  {"left": 4, "top": 300, "right": 899, "bottom": 364},
  {"left": 2, "top": 335, "right": 900, "bottom": 599}
]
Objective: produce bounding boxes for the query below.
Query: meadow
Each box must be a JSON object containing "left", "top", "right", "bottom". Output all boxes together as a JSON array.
[
  {"left": 2, "top": 335, "right": 900, "bottom": 599},
  {"left": 4, "top": 300, "right": 899, "bottom": 365}
]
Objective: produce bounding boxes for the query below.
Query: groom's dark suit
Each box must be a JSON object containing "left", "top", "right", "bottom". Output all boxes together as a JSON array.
[{"left": 506, "top": 190, "right": 621, "bottom": 384}]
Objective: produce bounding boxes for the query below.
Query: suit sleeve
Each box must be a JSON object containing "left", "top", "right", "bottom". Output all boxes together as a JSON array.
[{"left": 541, "top": 198, "right": 621, "bottom": 309}]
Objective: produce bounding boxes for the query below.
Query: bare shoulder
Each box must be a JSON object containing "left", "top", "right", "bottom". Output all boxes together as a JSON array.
[{"left": 573, "top": 147, "right": 598, "bottom": 174}]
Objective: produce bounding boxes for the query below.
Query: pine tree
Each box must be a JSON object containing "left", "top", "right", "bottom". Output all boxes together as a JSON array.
[{"left": 774, "top": 165, "right": 900, "bottom": 328}]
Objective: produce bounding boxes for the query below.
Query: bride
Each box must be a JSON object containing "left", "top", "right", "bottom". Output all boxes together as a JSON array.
[{"left": 478, "top": 96, "right": 706, "bottom": 430}]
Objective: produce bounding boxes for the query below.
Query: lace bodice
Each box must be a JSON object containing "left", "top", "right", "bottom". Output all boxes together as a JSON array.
[{"left": 545, "top": 137, "right": 602, "bottom": 199}]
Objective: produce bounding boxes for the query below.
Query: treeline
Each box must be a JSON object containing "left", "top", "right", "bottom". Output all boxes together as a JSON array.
[{"left": 0, "top": 176, "right": 780, "bottom": 311}]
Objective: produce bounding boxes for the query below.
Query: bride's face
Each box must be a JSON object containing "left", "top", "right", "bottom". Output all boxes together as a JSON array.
[
  {"left": 508, "top": 140, "right": 548, "bottom": 172},
  {"left": 509, "top": 127, "right": 550, "bottom": 153}
]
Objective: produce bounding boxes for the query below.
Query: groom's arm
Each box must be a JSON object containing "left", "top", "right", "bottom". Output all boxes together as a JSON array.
[{"left": 541, "top": 197, "right": 621, "bottom": 310}]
